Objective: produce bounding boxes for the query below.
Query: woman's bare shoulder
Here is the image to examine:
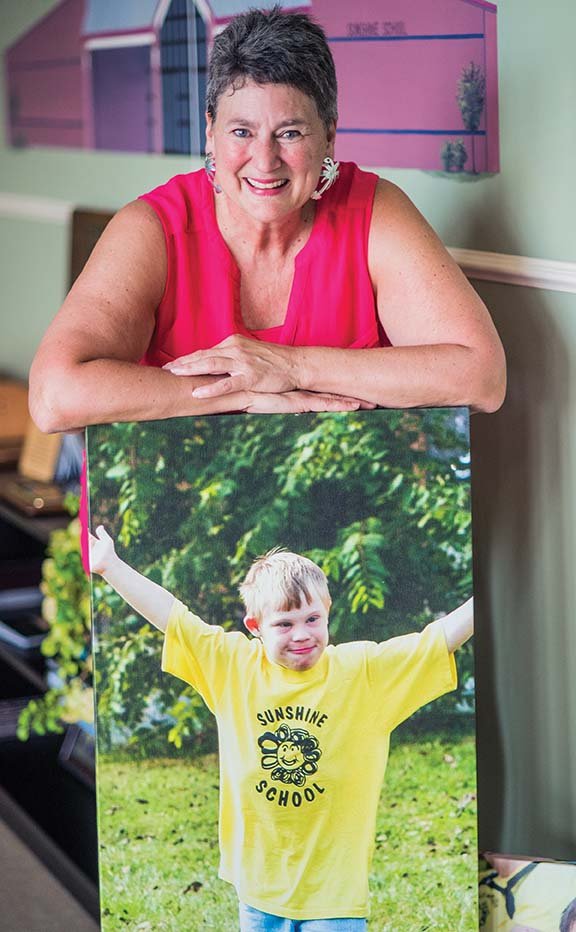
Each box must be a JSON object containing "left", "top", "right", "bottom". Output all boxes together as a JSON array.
[
  {"left": 94, "top": 197, "right": 165, "bottom": 262},
  {"left": 370, "top": 178, "right": 435, "bottom": 240},
  {"left": 367, "top": 178, "right": 506, "bottom": 399},
  {"left": 68, "top": 198, "right": 166, "bottom": 308},
  {"left": 368, "top": 178, "right": 454, "bottom": 280}
]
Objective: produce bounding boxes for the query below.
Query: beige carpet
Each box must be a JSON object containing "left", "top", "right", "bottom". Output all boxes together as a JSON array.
[{"left": 0, "top": 817, "right": 99, "bottom": 931}]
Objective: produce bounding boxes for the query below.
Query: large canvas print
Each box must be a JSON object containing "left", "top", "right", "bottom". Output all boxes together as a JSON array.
[{"left": 87, "top": 409, "right": 477, "bottom": 930}]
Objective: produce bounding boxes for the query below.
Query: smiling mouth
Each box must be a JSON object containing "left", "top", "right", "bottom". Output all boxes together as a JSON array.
[{"left": 245, "top": 178, "right": 289, "bottom": 190}]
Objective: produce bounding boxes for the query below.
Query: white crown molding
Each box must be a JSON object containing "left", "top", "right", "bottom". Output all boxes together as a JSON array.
[
  {"left": 0, "top": 193, "right": 73, "bottom": 224},
  {"left": 0, "top": 193, "right": 574, "bottom": 293},
  {"left": 448, "top": 247, "right": 576, "bottom": 295}
]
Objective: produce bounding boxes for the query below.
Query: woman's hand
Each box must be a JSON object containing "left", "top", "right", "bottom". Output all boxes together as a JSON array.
[
  {"left": 243, "top": 390, "right": 373, "bottom": 414},
  {"left": 89, "top": 525, "right": 118, "bottom": 576},
  {"left": 163, "top": 335, "right": 300, "bottom": 398}
]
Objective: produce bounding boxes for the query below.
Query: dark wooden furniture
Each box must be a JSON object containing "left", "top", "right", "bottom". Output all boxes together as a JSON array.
[{"left": 0, "top": 497, "right": 99, "bottom": 921}]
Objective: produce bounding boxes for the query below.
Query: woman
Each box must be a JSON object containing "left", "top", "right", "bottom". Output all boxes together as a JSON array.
[{"left": 30, "top": 7, "right": 505, "bottom": 431}]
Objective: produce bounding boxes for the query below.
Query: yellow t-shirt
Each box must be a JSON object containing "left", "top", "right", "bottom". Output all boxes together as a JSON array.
[
  {"left": 479, "top": 863, "right": 576, "bottom": 931},
  {"left": 162, "top": 599, "right": 456, "bottom": 920}
]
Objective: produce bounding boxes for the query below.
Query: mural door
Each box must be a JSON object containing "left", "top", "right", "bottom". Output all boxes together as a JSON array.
[{"left": 92, "top": 46, "right": 152, "bottom": 152}]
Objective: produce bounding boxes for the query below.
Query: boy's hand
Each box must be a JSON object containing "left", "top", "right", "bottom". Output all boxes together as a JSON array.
[{"left": 89, "top": 525, "right": 118, "bottom": 576}]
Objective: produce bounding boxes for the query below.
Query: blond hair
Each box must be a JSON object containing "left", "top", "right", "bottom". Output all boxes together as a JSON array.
[{"left": 239, "top": 548, "right": 331, "bottom": 621}]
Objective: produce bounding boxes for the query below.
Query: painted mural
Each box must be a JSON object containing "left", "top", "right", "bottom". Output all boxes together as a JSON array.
[{"left": 5, "top": 0, "right": 499, "bottom": 173}]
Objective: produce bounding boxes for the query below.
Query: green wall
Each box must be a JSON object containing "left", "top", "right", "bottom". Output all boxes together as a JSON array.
[{"left": 1, "top": 0, "right": 576, "bottom": 860}]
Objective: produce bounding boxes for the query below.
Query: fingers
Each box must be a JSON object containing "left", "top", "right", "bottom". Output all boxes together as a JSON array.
[
  {"left": 95, "top": 524, "right": 112, "bottom": 542},
  {"left": 303, "top": 393, "right": 376, "bottom": 411},
  {"left": 162, "top": 347, "right": 225, "bottom": 368},
  {"left": 164, "top": 355, "right": 233, "bottom": 376},
  {"left": 162, "top": 333, "right": 249, "bottom": 369},
  {"left": 245, "top": 391, "right": 364, "bottom": 414},
  {"left": 300, "top": 392, "right": 361, "bottom": 412},
  {"left": 89, "top": 526, "right": 115, "bottom": 575},
  {"left": 244, "top": 392, "right": 297, "bottom": 414},
  {"left": 192, "top": 376, "right": 243, "bottom": 398},
  {"left": 162, "top": 336, "right": 249, "bottom": 371}
]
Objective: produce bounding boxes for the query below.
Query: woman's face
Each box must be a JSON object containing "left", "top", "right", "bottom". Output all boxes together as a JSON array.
[{"left": 206, "top": 80, "right": 335, "bottom": 224}]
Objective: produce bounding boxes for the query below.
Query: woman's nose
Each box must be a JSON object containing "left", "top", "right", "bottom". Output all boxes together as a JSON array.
[{"left": 251, "top": 136, "right": 281, "bottom": 173}]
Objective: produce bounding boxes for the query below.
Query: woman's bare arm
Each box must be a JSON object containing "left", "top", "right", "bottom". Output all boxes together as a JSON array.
[
  {"left": 168, "top": 181, "right": 506, "bottom": 413},
  {"left": 28, "top": 200, "right": 254, "bottom": 432},
  {"left": 364, "top": 180, "right": 506, "bottom": 412},
  {"left": 301, "top": 181, "right": 506, "bottom": 411}
]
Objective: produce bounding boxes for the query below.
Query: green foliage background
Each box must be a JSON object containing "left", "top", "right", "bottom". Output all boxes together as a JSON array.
[{"left": 87, "top": 409, "right": 473, "bottom": 756}]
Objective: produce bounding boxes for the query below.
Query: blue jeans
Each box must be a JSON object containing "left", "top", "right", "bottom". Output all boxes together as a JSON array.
[{"left": 238, "top": 903, "right": 367, "bottom": 932}]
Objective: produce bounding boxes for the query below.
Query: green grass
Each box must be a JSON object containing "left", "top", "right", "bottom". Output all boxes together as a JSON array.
[
  {"left": 371, "top": 734, "right": 477, "bottom": 931},
  {"left": 97, "top": 733, "right": 477, "bottom": 931}
]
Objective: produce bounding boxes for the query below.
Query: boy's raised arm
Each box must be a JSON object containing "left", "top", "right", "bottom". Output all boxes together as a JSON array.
[
  {"left": 440, "top": 597, "right": 474, "bottom": 653},
  {"left": 89, "top": 526, "right": 174, "bottom": 633}
]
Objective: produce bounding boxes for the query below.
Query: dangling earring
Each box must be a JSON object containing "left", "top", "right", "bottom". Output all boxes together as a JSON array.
[
  {"left": 204, "top": 152, "right": 222, "bottom": 193},
  {"left": 311, "top": 157, "right": 340, "bottom": 201}
]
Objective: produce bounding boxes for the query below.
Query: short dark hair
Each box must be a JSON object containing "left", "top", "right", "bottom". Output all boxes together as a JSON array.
[
  {"left": 560, "top": 898, "right": 576, "bottom": 932},
  {"left": 206, "top": 6, "right": 338, "bottom": 129}
]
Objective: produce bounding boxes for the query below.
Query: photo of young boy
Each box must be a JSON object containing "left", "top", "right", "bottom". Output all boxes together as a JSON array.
[{"left": 87, "top": 410, "right": 477, "bottom": 930}]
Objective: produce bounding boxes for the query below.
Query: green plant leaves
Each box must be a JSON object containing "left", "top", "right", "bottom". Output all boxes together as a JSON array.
[{"left": 18, "top": 496, "right": 93, "bottom": 740}]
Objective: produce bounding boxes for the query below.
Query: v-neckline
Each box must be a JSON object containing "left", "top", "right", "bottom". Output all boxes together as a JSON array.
[{"left": 201, "top": 174, "right": 323, "bottom": 345}]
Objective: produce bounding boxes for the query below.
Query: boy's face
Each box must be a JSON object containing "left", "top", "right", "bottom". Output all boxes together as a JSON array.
[{"left": 244, "top": 593, "right": 330, "bottom": 672}]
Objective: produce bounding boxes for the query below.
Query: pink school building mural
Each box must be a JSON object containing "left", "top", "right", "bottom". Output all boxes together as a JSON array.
[{"left": 5, "top": 0, "right": 499, "bottom": 173}]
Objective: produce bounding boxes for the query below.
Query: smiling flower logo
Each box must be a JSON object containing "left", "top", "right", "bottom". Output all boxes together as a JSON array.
[{"left": 258, "top": 723, "right": 322, "bottom": 786}]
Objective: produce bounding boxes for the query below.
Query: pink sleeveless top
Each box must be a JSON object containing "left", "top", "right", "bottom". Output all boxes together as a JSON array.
[
  {"left": 138, "top": 161, "right": 389, "bottom": 362},
  {"left": 81, "top": 162, "right": 387, "bottom": 568}
]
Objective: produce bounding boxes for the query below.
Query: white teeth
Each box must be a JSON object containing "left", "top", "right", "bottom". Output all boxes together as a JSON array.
[{"left": 246, "top": 178, "right": 287, "bottom": 189}]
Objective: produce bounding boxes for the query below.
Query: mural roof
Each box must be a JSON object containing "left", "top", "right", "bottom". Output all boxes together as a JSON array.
[
  {"left": 207, "top": 0, "right": 310, "bottom": 16},
  {"left": 83, "top": 0, "right": 162, "bottom": 35},
  {"left": 83, "top": 0, "right": 311, "bottom": 36}
]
